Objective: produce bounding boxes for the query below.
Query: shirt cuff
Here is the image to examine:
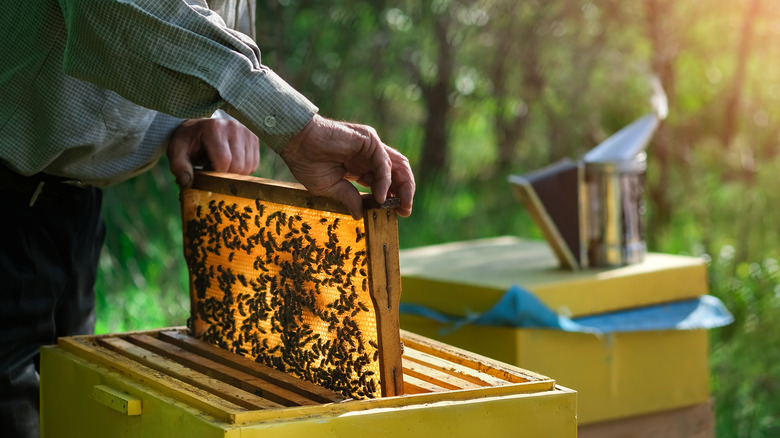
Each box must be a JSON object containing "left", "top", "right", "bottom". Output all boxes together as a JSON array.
[{"left": 227, "top": 69, "right": 318, "bottom": 154}]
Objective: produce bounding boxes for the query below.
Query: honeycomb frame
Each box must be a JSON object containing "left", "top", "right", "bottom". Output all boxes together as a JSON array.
[{"left": 180, "top": 171, "right": 403, "bottom": 399}]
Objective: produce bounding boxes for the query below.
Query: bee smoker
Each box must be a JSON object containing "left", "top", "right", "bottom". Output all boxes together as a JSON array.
[
  {"left": 583, "top": 115, "right": 657, "bottom": 267},
  {"left": 511, "top": 113, "right": 661, "bottom": 270}
]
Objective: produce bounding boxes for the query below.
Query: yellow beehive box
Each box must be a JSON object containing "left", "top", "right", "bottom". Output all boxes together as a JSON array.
[
  {"left": 40, "top": 328, "right": 577, "bottom": 437},
  {"left": 399, "top": 236, "right": 711, "bottom": 425}
]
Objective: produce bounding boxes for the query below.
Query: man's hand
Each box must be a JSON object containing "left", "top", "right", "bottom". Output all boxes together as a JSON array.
[
  {"left": 280, "top": 114, "right": 415, "bottom": 219},
  {"left": 167, "top": 117, "right": 260, "bottom": 188}
]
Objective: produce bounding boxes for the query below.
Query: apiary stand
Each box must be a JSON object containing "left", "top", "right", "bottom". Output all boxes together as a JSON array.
[
  {"left": 40, "top": 328, "right": 577, "bottom": 437},
  {"left": 399, "top": 236, "right": 715, "bottom": 437}
]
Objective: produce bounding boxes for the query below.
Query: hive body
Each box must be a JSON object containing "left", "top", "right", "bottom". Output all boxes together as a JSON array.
[{"left": 40, "top": 329, "right": 577, "bottom": 437}]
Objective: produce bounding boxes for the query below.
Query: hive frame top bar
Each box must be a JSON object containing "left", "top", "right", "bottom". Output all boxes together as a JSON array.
[{"left": 191, "top": 171, "right": 401, "bottom": 216}]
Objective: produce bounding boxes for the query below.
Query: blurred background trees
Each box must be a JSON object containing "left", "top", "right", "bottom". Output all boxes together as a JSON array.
[{"left": 97, "top": 1, "right": 780, "bottom": 436}]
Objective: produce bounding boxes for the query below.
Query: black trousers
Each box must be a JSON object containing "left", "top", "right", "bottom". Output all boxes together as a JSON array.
[{"left": 0, "top": 165, "right": 104, "bottom": 438}]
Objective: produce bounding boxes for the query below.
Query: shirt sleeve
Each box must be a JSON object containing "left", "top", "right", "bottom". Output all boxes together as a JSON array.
[{"left": 57, "top": 0, "right": 317, "bottom": 153}]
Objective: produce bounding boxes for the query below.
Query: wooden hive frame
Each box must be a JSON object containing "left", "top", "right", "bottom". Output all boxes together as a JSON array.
[{"left": 180, "top": 171, "right": 404, "bottom": 399}]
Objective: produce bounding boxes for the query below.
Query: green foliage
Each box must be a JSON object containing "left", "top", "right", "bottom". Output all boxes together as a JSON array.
[
  {"left": 706, "top": 253, "right": 780, "bottom": 437},
  {"left": 95, "top": 161, "right": 189, "bottom": 334},
  {"left": 95, "top": 1, "right": 780, "bottom": 436}
]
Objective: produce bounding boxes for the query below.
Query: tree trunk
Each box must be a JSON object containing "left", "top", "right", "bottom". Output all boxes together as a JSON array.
[
  {"left": 721, "top": 0, "right": 761, "bottom": 149},
  {"left": 417, "top": 14, "right": 454, "bottom": 184},
  {"left": 644, "top": 0, "right": 676, "bottom": 242},
  {"left": 490, "top": 5, "right": 537, "bottom": 175}
]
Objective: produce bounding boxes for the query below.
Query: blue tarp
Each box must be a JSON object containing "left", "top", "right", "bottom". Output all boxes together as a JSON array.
[{"left": 399, "top": 284, "right": 733, "bottom": 335}]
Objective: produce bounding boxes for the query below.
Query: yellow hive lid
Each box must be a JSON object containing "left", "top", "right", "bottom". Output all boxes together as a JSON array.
[{"left": 400, "top": 236, "right": 708, "bottom": 318}]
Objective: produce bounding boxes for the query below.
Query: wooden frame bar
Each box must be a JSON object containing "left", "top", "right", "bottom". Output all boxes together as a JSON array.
[
  {"left": 190, "top": 172, "right": 400, "bottom": 216},
  {"left": 157, "top": 330, "right": 345, "bottom": 403},
  {"left": 363, "top": 207, "right": 403, "bottom": 396}
]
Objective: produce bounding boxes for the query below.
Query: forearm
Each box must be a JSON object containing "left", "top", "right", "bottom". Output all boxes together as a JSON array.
[{"left": 58, "top": 0, "right": 316, "bottom": 152}]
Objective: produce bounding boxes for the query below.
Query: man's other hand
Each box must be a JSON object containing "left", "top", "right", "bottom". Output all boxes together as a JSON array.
[
  {"left": 167, "top": 117, "right": 260, "bottom": 188},
  {"left": 280, "top": 115, "right": 415, "bottom": 219}
]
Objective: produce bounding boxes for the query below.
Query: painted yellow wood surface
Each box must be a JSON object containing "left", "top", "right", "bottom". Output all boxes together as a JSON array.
[
  {"left": 41, "top": 345, "right": 234, "bottom": 438},
  {"left": 398, "top": 237, "right": 712, "bottom": 424},
  {"left": 401, "top": 314, "right": 710, "bottom": 425},
  {"left": 55, "top": 329, "right": 559, "bottom": 425},
  {"left": 399, "top": 236, "right": 708, "bottom": 317},
  {"left": 41, "top": 338, "right": 577, "bottom": 437},
  {"left": 57, "top": 336, "right": 248, "bottom": 423},
  {"left": 91, "top": 385, "right": 142, "bottom": 416}
]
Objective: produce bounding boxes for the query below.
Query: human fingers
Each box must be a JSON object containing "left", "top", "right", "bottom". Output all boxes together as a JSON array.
[
  {"left": 343, "top": 123, "right": 392, "bottom": 204},
  {"left": 281, "top": 116, "right": 400, "bottom": 218},
  {"left": 198, "top": 118, "right": 260, "bottom": 175},
  {"left": 280, "top": 115, "right": 358, "bottom": 188},
  {"left": 198, "top": 123, "right": 231, "bottom": 173},
  {"left": 248, "top": 133, "right": 260, "bottom": 174},
  {"left": 386, "top": 146, "right": 415, "bottom": 217},
  {"left": 225, "top": 120, "right": 259, "bottom": 174},
  {"left": 326, "top": 179, "right": 365, "bottom": 220},
  {"left": 167, "top": 119, "right": 203, "bottom": 188},
  {"left": 305, "top": 120, "right": 390, "bottom": 217},
  {"left": 352, "top": 145, "right": 414, "bottom": 216}
]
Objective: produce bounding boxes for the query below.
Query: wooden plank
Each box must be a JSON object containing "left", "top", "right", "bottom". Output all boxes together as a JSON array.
[
  {"left": 191, "top": 171, "right": 400, "bottom": 216},
  {"left": 158, "top": 330, "right": 346, "bottom": 403},
  {"left": 401, "top": 357, "right": 483, "bottom": 390},
  {"left": 97, "top": 337, "right": 283, "bottom": 411},
  {"left": 57, "top": 337, "right": 245, "bottom": 423},
  {"left": 402, "top": 347, "right": 498, "bottom": 387},
  {"left": 125, "top": 334, "right": 319, "bottom": 407},
  {"left": 90, "top": 384, "right": 143, "bottom": 416},
  {"left": 400, "top": 330, "right": 553, "bottom": 386},
  {"left": 364, "top": 207, "right": 404, "bottom": 397},
  {"left": 402, "top": 374, "right": 448, "bottom": 394}
]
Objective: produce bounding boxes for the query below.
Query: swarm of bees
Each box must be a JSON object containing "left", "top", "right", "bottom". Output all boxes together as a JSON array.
[{"left": 182, "top": 191, "right": 382, "bottom": 399}]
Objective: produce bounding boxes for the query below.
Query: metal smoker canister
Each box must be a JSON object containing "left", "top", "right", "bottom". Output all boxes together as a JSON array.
[{"left": 585, "top": 151, "right": 647, "bottom": 267}]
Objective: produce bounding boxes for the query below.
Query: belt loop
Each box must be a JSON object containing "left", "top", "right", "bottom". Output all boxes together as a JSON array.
[{"left": 29, "top": 181, "right": 45, "bottom": 207}]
